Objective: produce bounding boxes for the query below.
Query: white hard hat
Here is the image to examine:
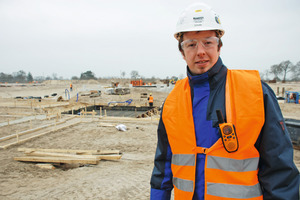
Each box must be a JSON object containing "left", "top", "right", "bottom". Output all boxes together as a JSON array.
[{"left": 174, "top": 3, "right": 225, "bottom": 40}]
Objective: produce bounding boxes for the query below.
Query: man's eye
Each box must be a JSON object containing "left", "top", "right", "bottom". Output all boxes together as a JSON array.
[
  {"left": 204, "top": 41, "right": 212, "bottom": 45},
  {"left": 187, "top": 43, "right": 197, "bottom": 47}
]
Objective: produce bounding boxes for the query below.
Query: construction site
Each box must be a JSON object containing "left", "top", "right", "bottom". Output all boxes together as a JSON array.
[{"left": 0, "top": 79, "right": 300, "bottom": 199}]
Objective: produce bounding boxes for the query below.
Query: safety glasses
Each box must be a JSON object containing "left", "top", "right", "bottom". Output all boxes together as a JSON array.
[{"left": 181, "top": 37, "right": 219, "bottom": 51}]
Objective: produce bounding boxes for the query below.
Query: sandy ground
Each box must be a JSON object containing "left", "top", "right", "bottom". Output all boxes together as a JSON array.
[{"left": 0, "top": 80, "right": 299, "bottom": 200}]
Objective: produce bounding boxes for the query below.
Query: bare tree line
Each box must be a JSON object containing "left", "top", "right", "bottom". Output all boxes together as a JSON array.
[
  {"left": 260, "top": 60, "right": 300, "bottom": 82},
  {"left": 0, "top": 70, "right": 171, "bottom": 83},
  {"left": 3, "top": 61, "right": 298, "bottom": 84}
]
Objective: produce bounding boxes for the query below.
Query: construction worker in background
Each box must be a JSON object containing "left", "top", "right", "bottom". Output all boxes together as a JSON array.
[
  {"left": 150, "top": 3, "right": 299, "bottom": 200},
  {"left": 148, "top": 93, "right": 154, "bottom": 107},
  {"left": 70, "top": 83, "right": 73, "bottom": 92}
]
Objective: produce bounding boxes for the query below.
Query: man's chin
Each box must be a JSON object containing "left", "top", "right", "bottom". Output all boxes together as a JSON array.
[{"left": 193, "top": 67, "right": 211, "bottom": 75}]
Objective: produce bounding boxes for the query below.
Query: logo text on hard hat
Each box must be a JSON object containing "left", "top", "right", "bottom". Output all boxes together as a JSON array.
[
  {"left": 195, "top": 9, "right": 202, "bottom": 12},
  {"left": 193, "top": 17, "right": 204, "bottom": 23}
]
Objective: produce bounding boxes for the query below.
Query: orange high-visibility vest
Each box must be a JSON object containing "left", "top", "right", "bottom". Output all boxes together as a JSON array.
[
  {"left": 163, "top": 70, "right": 265, "bottom": 200},
  {"left": 149, "top": 96, "right": 154, "bottom": 103}
]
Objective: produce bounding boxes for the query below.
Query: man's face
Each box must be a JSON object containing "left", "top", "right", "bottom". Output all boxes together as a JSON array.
[{"left": 182, "top": 30, "right": 220, "bottom": 75}]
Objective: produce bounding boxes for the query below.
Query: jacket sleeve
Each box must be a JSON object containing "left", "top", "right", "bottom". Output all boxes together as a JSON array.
[
  {"left": 150, "top": 108, "right": 173, "bottom": 200},
  {"left": 256, "top": 82, "right": 299, "bottom": 200}
]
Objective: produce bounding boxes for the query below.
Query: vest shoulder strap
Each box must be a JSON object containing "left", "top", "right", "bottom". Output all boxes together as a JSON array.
[{"left": 225, "top": 69, "right": 265, "bottom": 128}]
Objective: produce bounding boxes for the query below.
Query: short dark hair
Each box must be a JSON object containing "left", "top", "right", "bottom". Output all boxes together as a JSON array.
[{"left": 178, "top": 30, "right": 223, "bottom": 54}]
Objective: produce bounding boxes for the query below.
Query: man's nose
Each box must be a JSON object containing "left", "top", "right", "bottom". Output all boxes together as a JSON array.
[{"left": 196, "top": 42, "right": 206, "bottom": 56}]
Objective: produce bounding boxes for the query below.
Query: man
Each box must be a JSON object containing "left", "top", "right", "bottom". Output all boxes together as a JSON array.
[
  {"left": 150, "top": 3, "right": 299, "bottom": 200},
  {"left": 148, "top": 93, "right": 154, "bottom": 107}
]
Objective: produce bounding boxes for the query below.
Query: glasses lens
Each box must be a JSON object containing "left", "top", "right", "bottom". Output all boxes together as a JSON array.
[
  {"left": 181, "top": 40, "right": 197, "bottom": 49},
  {"left": 201, "top": 37, "right": 219, "bottom": 48}
]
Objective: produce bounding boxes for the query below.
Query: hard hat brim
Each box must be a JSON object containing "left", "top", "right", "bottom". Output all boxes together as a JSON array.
[{"left": 174, "top": 28, "right": 225, "bottom": 40}]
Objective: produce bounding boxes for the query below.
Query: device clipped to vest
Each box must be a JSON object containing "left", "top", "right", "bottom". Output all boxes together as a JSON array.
[{"left": 216, "top": 110, "right": 239, "bottom": 153}]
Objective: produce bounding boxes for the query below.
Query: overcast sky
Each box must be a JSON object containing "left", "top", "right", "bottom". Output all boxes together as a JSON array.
[{"left": 0, "top": 0, "right": 299, "bottom": 79}]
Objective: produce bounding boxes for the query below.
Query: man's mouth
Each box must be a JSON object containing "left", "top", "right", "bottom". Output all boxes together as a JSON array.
[{"left": 195, "top": 60, "right": 208, "bottom": 64}]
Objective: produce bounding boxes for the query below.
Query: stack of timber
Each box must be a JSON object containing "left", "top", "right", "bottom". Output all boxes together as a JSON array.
[
  {"left": 137, "top": 107, "right": 159, "bottom": 118},
  {"left": 14, "top": 148, "right": 122, "bottom": 168}
]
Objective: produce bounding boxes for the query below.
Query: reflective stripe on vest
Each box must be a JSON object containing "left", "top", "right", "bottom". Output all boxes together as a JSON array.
[
  {"left": 172, "top": 154, "right": 195, "bottom": 166},
  {"left": 207, "top": 182, "right": 262, "bottom": 198},
  {"left": 172, "top": 154, "right": 259, "bottom": 172},
  {"left": 163, "top": 70, "right": 264, "bottom": 200},
  {"left": 207, "top": 155, "right": 259, "bottom": 172},
  {"left": 173, "top": 177, "right": 194, "bottom": 192}
]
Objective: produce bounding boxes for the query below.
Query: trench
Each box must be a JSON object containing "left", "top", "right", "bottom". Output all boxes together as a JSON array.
[{"left": 62, "top": 105, "right": 158, "bottom": 118}]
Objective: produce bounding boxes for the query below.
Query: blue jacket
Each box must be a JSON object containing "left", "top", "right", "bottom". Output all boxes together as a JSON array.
[{"left": 150, "top": 57, "right": 299, "bottom": 200}]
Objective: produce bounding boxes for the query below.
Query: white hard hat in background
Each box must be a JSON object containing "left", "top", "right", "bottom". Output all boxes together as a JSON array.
[{"left": 174, "top": 3, "right": 225, "bottom": 40}]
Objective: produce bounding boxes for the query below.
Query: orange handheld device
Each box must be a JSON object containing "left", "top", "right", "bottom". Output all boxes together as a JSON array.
[{"left": 216, "top": 110, "right": 239, "bottom": 153}]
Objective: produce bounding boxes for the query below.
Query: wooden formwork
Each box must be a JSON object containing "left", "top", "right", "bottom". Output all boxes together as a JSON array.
[{"left": 0, "top": 116, "right": 80, "bottom": 149}]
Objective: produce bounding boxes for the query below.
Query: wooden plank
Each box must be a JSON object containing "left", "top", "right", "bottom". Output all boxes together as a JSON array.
[
  {"left": 97, "top": 155, "right": 122, "bottom": 160},
  {"left": 81, "top": 111, "right": 96, "bottom": 114},
  {"left": 18, "top": 148, "right": 121, "bottom": 155},
  {"left": 23, "top": 150, "right": 121, "bottom": 160},
  {"left": 24, "top": 151, "right": 100, "bottom": 160},
  {"left": 79, "top": 150, "right": 121, "bottom": 155},
  {"left": 14, "top": 156, "right": 99, "bottom": 165}
]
